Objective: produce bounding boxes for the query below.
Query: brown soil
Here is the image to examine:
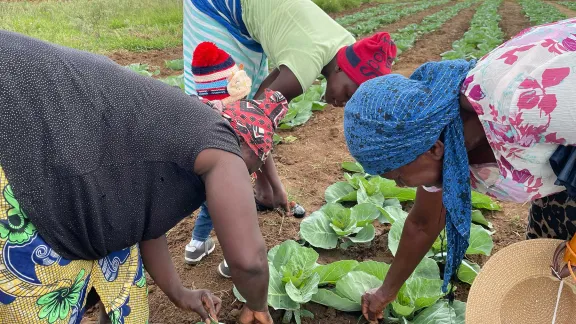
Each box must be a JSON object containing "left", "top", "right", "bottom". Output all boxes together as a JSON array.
[
  {"left": 97, "top": 3, "right": 535, "bottom": 323},
  {"left": 393, "top": 5, "right": 479, "bottom": 76},
  {"left": 499, "top": 0, "right": 531, "bottom": 40},
  {"left": 108, "top": 46, "right": 184, "bottom": 77},
  {"left": 547, "top": 1, "right": 576, "bottom": 18}
]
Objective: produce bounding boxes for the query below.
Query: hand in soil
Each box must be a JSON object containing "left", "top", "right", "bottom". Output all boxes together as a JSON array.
[
  {"left": 361, "top": 288, "right": 394, "bottom": 323},
  {"left": 237, "top": 305, "right": 273, "bottom": 324},
  {"left": 173, "top": 288, "right": 221, "bottom": 323}
]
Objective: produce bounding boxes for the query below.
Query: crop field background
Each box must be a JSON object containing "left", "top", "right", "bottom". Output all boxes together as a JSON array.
[{"left": 3, "top": 0, "right": 576, "bottom": 323}]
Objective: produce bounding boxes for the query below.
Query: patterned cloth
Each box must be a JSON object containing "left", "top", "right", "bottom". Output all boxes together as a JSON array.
[
  {"left": 219, "top": 89, "right": 288, "bottom": 161},
  {"left": 344, "top": 60, "right": 476, "bottom": 291},
  {"left": 462, "top": 18, "right": 576, "bottom": 203},
  {"left": 183, "top": 0, "right": 267, "bottom": 99},
  {"left": 0, "top": 166, "right": 148, "bottom": 324},
  {"left": 336, "top": 32, "right": 397, "bottom": 85}
]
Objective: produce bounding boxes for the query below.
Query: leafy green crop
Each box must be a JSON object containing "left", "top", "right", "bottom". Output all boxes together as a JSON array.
[
  {"left": 165, "top": 58, "right": 184, "bottom": 71},
  {"left": 159, "top": 74, "right": 184, "bottom": 90},
  {"left": 559, "top": 1, "right": 576, "bottom": 11},
  {"left": 441, "top": 0, "right": 504, "bottom": 60},
  {"left": 392, "top": 0, "right": 478, "bottom": 56},
  {"left": 336, "top": 2, "right": 420, "bottom": 27},
  {"left": 126, "top": 63, "right": 160, "bottom": 77},
  {"left": 312, "top": 258, "right": 449, "bottom": 320},
  {"left": 299, "top": 203, "right": 380, "bottom": 249},
  {"left": 519, "top": 0, "right": 567, "bottom": 25},
  {"left": 411, "top": 300, "right": 466, "bottom": 323},
  {"left": 386, "top": 207, "right": 493, "bottom": 285},
  {"left": 336, "top": 161, "right": 501, "bottom": 211},
  {"left": 346, "top": 0, "right": 451, "bottom": 37},
  {"left": 234, "top": 241, "right": 317, "bottom": 324},
  {"left": 278, "top": 78, "right": 327, "bottom": 129}
]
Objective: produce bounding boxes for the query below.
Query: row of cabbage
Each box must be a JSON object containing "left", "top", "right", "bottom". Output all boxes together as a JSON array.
[
  {"left": 392, "top": 0, "right": 479, "bottom": 56},
  {"left": 344, "top": 0, "right": 451, "bottom": 37},
  {"left": 559, "top": 1, "right": 576, "bottom": 12},
  {"left": 336, "top": 1, "right": 423, "bottom": 26},
  {"left": 235, "top": 161, "right": 499, "bottom": 323},
  {"left": 441, "top": 0, "right": 504, "bottom": 60},
  {"left": 234, "top": 240, "right": 466, "bottom": 324},
  {"left": 519, "top": 0, "right": 567, "bottom": 25}
]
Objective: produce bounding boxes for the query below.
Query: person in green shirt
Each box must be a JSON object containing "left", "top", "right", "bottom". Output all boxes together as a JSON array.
[{"left": 183, "top": 0, "right": 397, "bottom": 283}]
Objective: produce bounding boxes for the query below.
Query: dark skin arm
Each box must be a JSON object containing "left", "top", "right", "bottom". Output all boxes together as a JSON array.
[
  {"left": 362, "top": 187, "right": 445, "bottom": 322},
  {"left": 252, "top": 65, "right": 302, "bottom": 212},
  {"left": 140, "top": 236, "right": 221, "bottom": 323},
  {"left": 254, "top": 65, "right": 302, "bottom": 102},
  {"left": 195, "top": 148, "right": 270, "bottom": 312}
]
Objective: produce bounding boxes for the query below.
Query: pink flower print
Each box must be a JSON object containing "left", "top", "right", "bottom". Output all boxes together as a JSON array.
[
  {"left": 541, "top": 67, "right": 570, "bottom": 88},
  {"left": 545, "top": 132, "right": 566, "bottom": 145},
  {"left": 499, "top": 156, "right": 513, "bottom": 178},
  {"left": 515, "top": 124, "right": 548, "bottom": 147},
  {"left": 468, "top": 84, "right": 485, "bottom": 101},
  {"left": 488, "top": 123, "right": 514, "bottom": 144},
  {"left": 471, "top": 101, "right": 484, "bottom": 115},
  {"left": 489, "top": 104, "right": 499, "bottom": 120},
  {"left": 527, "top": 177, "right": 544, "bottom": 193},
  {"left": 512, "top": 168, "right": 533, "bottom": 183},
  {"left": 505, "top": 147, "right": 525, "bottom": 160},
  {"left": 518, "top": 89, "right": 540, "bottom": 110},
  {"left": 542, "top": 38, "right": 567, "bottom": 55},
  {"left": 562, "top": 37, "right": 576, "bottom": 51},
  {"left": 538, "top": 94, "right": 557, "bottom": 115},
  {"left": 461, "top": 75, "right": 474, "bottom": 94},
  {"left": 516, "top": 68, "right": 569, "bottom": 115},
  {"left": 497, "top": 44, "right": 536, "bottom": 65}
]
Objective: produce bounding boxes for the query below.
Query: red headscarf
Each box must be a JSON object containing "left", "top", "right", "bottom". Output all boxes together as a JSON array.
[
  {"left": 218, "top": 89, "right": 288, "bottom": 161},
  {"left": 336, "top": 32, "right": 398, "bottom": 85}
]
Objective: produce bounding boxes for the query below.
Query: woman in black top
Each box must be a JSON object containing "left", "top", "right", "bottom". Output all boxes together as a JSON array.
[{"left": 0, "top": 31, "right": 277, "bottom": 324}]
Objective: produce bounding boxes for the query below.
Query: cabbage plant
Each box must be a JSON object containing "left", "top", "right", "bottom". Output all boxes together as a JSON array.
[{"left": 299, "top": 203, "right": 380, "bottom": 249}]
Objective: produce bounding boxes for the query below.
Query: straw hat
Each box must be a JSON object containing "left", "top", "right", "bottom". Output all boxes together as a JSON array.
[{"left": 467, "top": 239, "right": 576, "bottom": 324}]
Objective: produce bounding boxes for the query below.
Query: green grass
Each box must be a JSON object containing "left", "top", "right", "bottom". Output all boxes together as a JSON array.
[{"left": 0, "top": 0, "right": 182, "bottom": 53}]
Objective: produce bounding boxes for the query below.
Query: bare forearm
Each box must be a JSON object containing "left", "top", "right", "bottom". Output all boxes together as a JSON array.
[
  {"left": 230, "top": 248, "right": 269, "bottom": 311},
  {"left": 198, "top": 150, "right": 270, "bottom": 312},
  {"left": 255, "top": 65, "right": 303, "bottom": 102},
  {"left": 260, "top": 155, "right": 283, "bottom": 191},
  {"left": 140, "top": 236, "right": 182, "bottom": 302},
  {"left": 380, "top": 212, "right": 444, "bottom": 295},
  {"left": 254, "top": 68, "right": 280, "bottom": 99}
]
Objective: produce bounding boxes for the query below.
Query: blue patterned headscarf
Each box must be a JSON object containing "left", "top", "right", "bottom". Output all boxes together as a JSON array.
[{"left": 344, "top": 60, "right": 476, "bottom": 291}]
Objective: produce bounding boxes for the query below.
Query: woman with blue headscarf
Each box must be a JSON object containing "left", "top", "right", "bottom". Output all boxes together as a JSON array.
[{"left": 344, "top": 19, "right": 576, "bottom": 322}]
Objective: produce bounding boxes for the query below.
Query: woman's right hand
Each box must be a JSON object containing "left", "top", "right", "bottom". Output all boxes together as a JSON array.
[
  {"left": 238, "top": 305, "right": 273, "bottom": 324},
  {"left": 361, "top": 287, "right": 397, "bottom": 323}
]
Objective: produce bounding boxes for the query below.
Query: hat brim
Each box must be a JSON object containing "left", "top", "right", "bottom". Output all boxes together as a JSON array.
[{"left": 467, "top": 239, "right": 576, "bottom": 324}]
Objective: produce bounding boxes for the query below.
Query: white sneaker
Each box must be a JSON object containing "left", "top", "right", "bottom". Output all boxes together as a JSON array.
[{"left": 184, "top": 237, "right": 215, "bottom": 265}]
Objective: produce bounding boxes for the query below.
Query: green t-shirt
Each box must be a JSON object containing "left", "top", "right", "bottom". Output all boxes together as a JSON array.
[{"left": 241, "top": 0, "right": 355, "bottom": 91}]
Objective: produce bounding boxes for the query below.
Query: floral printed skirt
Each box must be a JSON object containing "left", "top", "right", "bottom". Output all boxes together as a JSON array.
[
  {"left": 528, "top": 191, "right": 576, "bottom": 241},
  {"left": 0, "top": 166, "right": 149, "bottom": 324}
]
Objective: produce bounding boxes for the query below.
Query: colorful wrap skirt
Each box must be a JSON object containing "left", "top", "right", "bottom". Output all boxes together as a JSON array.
[{"left": 0, "top": 167, "right": 149, "bottom": 324}]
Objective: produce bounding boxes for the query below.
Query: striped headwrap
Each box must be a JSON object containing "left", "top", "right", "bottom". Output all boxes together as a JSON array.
[{"left": 344, "top": 60, "right": 476, "bottom": 291}]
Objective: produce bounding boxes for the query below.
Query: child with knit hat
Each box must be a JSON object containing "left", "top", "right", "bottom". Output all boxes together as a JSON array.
[
  {"left": 186, "top": 42, "right": 300, "bottom": 280},
  {"left": 191, "top": 42, "right": 252, "bottom": 106}
]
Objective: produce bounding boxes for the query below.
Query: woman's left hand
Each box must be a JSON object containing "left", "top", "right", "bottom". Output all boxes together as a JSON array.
[
  {"left": 172, "top": 288, "right": 221, "bottom": 323},
  {"left": 273, "top": 186, "right": 291, "bottom": 215}
]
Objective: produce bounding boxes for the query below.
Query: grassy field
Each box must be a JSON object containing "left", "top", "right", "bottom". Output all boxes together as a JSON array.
[{"left": 0, "top": 0, "right": 182, "bottom": 53}]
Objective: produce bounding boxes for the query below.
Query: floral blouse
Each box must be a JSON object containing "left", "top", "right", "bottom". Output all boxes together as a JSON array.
[{"left": 460, "top": 18, "right": 576, "bottom": 203}]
